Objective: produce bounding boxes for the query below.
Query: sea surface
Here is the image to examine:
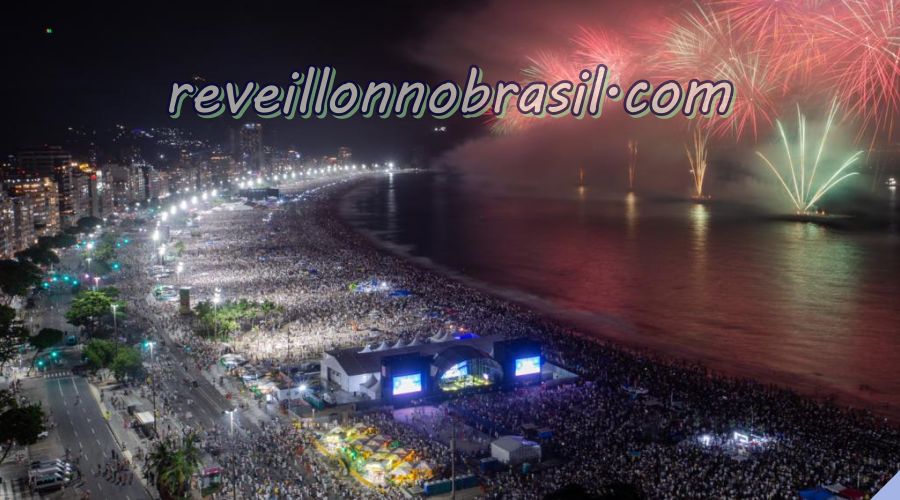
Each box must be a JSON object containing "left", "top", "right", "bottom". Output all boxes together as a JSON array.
[{"left": 341, "top": 171, "right": 900, "bottom": 416}]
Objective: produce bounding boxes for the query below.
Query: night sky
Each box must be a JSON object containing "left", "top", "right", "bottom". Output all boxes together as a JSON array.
[
  {"left": 1, "top": 1, "right": 480, "bottom": 157},
  {"left": 4, "top": 0, "right": 895, "bottom": 206}
]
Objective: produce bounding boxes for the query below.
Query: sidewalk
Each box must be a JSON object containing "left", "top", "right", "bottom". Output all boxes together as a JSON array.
[{"left": 201, "top": 362, "right": 284, "bottom": 428}]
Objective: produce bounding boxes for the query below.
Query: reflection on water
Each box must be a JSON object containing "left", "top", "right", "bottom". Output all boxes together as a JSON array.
[
  {"left": 625, "top": 191, "right": 638, "bottom": 239},
  {"left": 689, "top": 203, "right": 709, "bottom": 251},
  {"left": 689, "top": 203, "right": 709, "bottom": 279},
  {"left": 343, "top": 172, "right": 900, "bottom": 414}
]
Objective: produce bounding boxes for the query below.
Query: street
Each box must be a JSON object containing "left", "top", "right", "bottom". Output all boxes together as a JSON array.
[{"left": 44, "top": 376, "right": 149, "bottom": 500}]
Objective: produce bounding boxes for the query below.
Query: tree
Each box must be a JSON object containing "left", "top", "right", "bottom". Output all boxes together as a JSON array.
[
  {"left": 65, "top": 290, "right": 125, "bottom": 334},
  {"left": 28, "top": 328, "right": 64, "bottom": 374},
  {"left": 15, "top": 246, "right": 59, "bottom": 266},
  {"left": 0, "top": 260, "right": 42, "bottom": 305},
  {"left": 38, "top": 232, "right": 77, "bottom": 249},
  {"left": 89, "top": 235, "right": 117, "bottom": 265},
  {"left": 192, "top": 299, "right": 280, "bottom": 339},
  {"left": 83, "top": 339, "right": 117, "bottom": 372},
  {"left": 110, "top": 346, "right": 143, "bottom": 381},
  {"left": 0, "top": 391, "right": 45, "bottom": 466},
  {"left": 148, "top": 433, "right": 201, "bottom": 499},
  {"left": 0, "top": 305, "right": 29, "bottom": 372},
  {"left": 75, "top": 216, "right": 103, "bottom": 233}
]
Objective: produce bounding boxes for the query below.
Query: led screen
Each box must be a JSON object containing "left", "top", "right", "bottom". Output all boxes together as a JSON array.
[
  {"left": 514, "top": 356, "right": 541, "bottom": 376},
  {"left": 392, "top": 373, "right": 422, "bottom": 395},
  {"left": 441, "top": 361, "right": 468, "bottom": 380}
]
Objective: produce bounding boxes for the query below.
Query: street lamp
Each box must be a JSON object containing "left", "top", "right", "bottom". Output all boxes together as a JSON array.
[
  {"left": 213, "top": 289, "right": 221, "bottom": 339},
  {"left": 86, "top": 257, "right": 92, "bottom": 275},
  {"left": 93, "top": 276, "right": 100, "bottom": 291},
  {"left": 111, "top": 303, "right": 119, "bottom": 355}
]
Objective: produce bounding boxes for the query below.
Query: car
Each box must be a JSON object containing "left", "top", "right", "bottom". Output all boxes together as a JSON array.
[
  {"left": 30, "top": 459, "right": 68, "bottom": 470},
  {"left": 31, "top": 474, "right": 69, "bottom": 492},
  {"left": 36, "top": 431, "right": 49, "bottom": 439},
  {"left": 29, "top": 466, "right": 74, "bottom": 479}
]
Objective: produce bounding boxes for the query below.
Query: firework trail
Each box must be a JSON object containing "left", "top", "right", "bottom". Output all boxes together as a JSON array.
[
  {"left": 686, "top": 128, "right": 710, "bottom": 198},
  {"left": 627, "top": 139, "right": 638, "bottom": 190},
  {"left": 755, "top": 100, "right": 863, "bottom": 213}
]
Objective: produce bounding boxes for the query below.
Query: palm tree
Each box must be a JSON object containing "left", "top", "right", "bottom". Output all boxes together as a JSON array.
[{"left": 148, "top": 434, "right": 201, "bottom": 499}]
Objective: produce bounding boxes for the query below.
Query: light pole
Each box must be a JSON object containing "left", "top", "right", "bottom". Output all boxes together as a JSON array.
[
  {"left": 213, "top": 289, "right": 221, "bottom": 340},
  {"left": 93, "top": 276, "right": 100, "bottom": 291},
  {"left": 176, "top": 262, "right": 184, "bottom": 285},
  {"left": 151, "top": 229, "right": 159, "bottom": 255},
  {"left": 158, "top": 244, "right": 166, "bottom": 265},
  {"left": 111, "top": 303, "right": 119, "bottom": 355},
  {"left": 86, "top": 257, "right": 92, "bottom": 276}
]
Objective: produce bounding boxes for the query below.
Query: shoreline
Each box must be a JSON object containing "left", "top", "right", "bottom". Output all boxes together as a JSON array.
[
  {"left": 160, "top": 173, "right": 898, "bottom": 497},
  {"left": 334, "top": 172, "right": 900, "bottom": 422}
]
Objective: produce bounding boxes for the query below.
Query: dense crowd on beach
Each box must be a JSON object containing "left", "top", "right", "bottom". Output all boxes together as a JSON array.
[{"left": 118, "top": 173, "right": 898, "bottom": 499}]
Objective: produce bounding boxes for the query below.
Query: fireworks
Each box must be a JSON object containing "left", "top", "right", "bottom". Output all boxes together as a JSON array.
[
  {"left": 655, "top": 3, "right": 736, "bottom": 80},
  {"left": 572, "top": 27, "right": 636, "bottom": 84},
  {"left": 686, "top": 128, "right": 710, "bottom": 199},
  {"left": 817, "top": 0, "right": 900, "bottom": 142},
  {"left": 523, "top": 50, "right": 579, "bottom": 83},
  {"left": 491, "top": 0, "right": 899, "bottom": 152},
  {"left": 627, "top": 139, "right": 638, "bottom": 191},
  {"left": 755, "top": 100, "right": 863, "bottom": 213},
  {"left": 716, "top": 0, "right": 819, "bottom": 44},
  {"left": 490, "top": 51, "right": 577, "bottom": 135},
  {"left": 654, "top": 3, "right": 780, "bottom": 141},
  {"left": 487, "top": 101, "right": 534, "bottom": 136}
]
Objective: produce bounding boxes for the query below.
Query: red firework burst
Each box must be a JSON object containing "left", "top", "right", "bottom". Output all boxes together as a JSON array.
[{"left": 817, "top": 0, "right": 900, "bottom": 141}]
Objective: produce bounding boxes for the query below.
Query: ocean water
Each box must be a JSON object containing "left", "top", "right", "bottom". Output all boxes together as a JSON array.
[{"left": 342, "top": 171, "right": 900, "bottom": 416}]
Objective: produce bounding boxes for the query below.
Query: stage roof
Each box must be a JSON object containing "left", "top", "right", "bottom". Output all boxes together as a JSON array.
[{"left": 324, "top": 335, "right": 499, "bottom": 376}]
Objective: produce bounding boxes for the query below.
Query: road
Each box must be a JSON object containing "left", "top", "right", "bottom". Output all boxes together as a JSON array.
[{"left": 44, "top": 376, "right": 149, "bottom": 500}]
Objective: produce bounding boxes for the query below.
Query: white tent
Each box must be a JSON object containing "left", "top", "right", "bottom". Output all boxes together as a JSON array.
[
  {"left": 135, "top": 411, "right": 156, "bottom": 427},
  {"left": 491, "top": 435, "right": 541, "bottom": 465},
  {"left": 430, "top": 332, "right": 450, "bottom": 343}
]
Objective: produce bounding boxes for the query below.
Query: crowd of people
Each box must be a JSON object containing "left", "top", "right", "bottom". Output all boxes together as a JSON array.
[{"left": 110, "top": 173, "right": 899, "bottom": 499}]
